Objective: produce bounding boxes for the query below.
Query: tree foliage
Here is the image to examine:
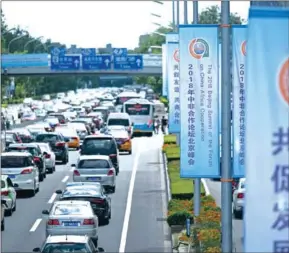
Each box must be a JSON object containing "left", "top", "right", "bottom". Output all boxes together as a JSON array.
[{"left": 134, "top": 5, "right": 243, "bottom": 93}]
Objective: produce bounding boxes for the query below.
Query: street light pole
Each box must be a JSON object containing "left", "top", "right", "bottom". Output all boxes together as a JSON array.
[
  {"left": 192, "top": 0, "right": 201, "bottom": 219},
  {"left": 34, "top": 42, "right": 47, "bottom": 53},
  {"left": 24, "top": 36, "right": 43, "bottom": 52},
  {"left": 172, "top": 0, "right": 176, "bottom": 31},
  {"left": 184, "top": 0, "right": 188, "bottom": 24},
  {"left": 7, "top": 33, "right": 29, "bottom": 53},
  {"left": 2, "top": 28, "right": 16, "bottom": 36},
  {"left": 176, "top": 0, "right": 180, "bottom": 31},
  {"left": 220, "top": 1, "right": 233, "bottom": 252}
]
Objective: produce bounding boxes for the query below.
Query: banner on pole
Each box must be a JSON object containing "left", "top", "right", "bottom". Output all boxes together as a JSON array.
[
  {"left": 179, "top": 25, "right": 220, "bottom": 178},
  {"left": 244, "top": 8, "right": 289, "bottom": 252},
  {"left": 167, "top": 42, "right": 180, "bottom": 133},
  {"left": 232, "top": 25, "right": 247, "bottom": 178},
  {"left": 162, "top": 43, "right": 168, "bottom": 96}
]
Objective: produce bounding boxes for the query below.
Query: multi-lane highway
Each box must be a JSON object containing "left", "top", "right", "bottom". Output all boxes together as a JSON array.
[{"left": 2, "top": 134, "right": 171, "bottom": 252}]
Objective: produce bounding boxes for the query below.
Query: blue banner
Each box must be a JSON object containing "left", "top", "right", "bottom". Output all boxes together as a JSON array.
[
  {"left": 167, "top": 42, "right": 180, "bottom": 134},
  {"left": 244, "top": 8, "right": 289, "bottom": 252},
  {"left": 232, "top": 25, "right": 247, "bottom": 178},
  {"left": 1, "top": 54, "right": 49, "bottom": 68},
  {"left": 162, "top": 44, "right": 168, "bottom": 96},
  {"left": 179, "top": 25, "right": 220, "bottom": 178}
]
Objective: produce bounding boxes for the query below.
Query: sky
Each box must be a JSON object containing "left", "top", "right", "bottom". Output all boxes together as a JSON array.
[{"left": 2, "top": 1, "right": 250, "bottom": 49}]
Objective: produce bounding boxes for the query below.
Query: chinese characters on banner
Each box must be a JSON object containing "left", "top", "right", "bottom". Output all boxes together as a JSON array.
[
  {"left": 168, "top": 42, "right": 180, "bottom": 133},
  {"left": 179, "top": 25, "right": 220, "bottom": 178},
  {"left": 244, "top": 8, "right": 289, "bottom": 252},
  {"left": 232, "top": 25, "right": 247, "bottom": 178},
  {"left": 162, "top": 43, "right": 168, "bottom": 96}
]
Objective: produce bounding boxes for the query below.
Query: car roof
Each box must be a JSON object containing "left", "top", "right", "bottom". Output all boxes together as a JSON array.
[
  {"left": 9, "top": 143, "right": 39, "bottom": 148},
  {"left": 84, "top": 134, "right": 113, "bottom": 139},
  {"left": 108, "top": 112, "right": 130, "bottom": 119},
  {"left": 79, "top": 155, "right": 109, "bottom": 161},
  {"left": 1, "top": 152, "right": 31, "bottom": 157},
  {"left": 46, "top": 235, "right": 89, "bottom": 244}
]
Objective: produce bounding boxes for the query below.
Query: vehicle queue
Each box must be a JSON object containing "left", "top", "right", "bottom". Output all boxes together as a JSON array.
[{"left": 1, "top": 87, "right": 165, "bottom": 253}]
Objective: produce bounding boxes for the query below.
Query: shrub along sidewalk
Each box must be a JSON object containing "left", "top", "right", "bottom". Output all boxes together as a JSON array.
[{"left": 163, "top": 134, "right": 221, "bottom": 253}]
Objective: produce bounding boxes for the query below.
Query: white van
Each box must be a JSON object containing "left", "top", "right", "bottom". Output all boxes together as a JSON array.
[{"left": 107, "top": 113, "right": 133, "bottom": 137}]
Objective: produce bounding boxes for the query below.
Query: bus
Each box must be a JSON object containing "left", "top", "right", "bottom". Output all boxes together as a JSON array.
[
  {"left": 115, "top": 91, "right": 141, "bottom": 106},
  {"left": 123, "top": 98, "right": 154, "bottom": 137}
]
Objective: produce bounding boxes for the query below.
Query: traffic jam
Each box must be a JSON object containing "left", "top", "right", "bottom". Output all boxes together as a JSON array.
[{"left": 1, "top": 87, "right": 163, "bottom": 253}]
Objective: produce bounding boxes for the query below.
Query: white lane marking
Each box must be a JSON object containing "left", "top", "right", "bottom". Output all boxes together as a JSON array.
[
  {"left": 202, "top": 179, "right": 211, "bottom": 195},
  {"left": 48, "top": 193, "right": 57, "bottom": 204},
  {"left": 62, "top": 175, "right": 69, "bottom": 183},
  {"left": 119, "top": 143, "right": 140, "bottom": 253},
  {"left": 29, "top": 218, "right": 42, "bottom": 232}
]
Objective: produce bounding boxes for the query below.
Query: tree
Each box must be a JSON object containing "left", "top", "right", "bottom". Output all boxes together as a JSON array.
[{"left": 133, "top": 5, "right": 243, "bottom": 93}]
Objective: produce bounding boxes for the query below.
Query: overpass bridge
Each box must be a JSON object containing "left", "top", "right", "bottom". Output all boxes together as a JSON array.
[{"left": 1, "top": 53, "right": 162, "bottom": 76}]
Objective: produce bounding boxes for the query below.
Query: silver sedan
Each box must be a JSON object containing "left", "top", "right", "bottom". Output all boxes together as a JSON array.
[
  {"left": 42, "top": 200, "right": 99, "bottom": 246},
  {"left": 72, "top": 155, "right": 116, "bottom": 193}
]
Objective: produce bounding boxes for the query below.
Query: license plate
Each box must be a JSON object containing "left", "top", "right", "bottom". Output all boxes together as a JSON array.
[
  {"left": 87, "top": 177, "right": 101, "bottom": 181},
  {"left": 8, "top": 175, "right": 15, "bottom": 179},
  {"left": 62, "top": 221, "right": 80, "bottom": 227}
]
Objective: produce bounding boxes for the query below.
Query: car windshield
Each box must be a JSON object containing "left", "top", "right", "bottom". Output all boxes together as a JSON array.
[
  {"left": 42, "top": 243, "right": 89, "bottom": 253},
  {"left": 53, "top": 204, "right": 88, "bottom": 215},
  {"left": 63, "top": 188, "right": 100, "bottom": 197},
  {"left": 8, "top": 147, "right": 38, "bottom": 156},
  {"left": 82, "top": 139, "right": 114, "bottom": 155},
  {"left": 36, "top": 134, "right": 58, "bottom": 142},
  {"left": 108, "top": 118, "right": 129, "bottom": 126},
  {"left": 1, "top": 156, "right": 27, "bottom": 168},
  {"left": 1, "top": 180, "right": 5, "bottom": 188},
  {"left": 78, "top": 159, "right": 110, "bottom": 169}
]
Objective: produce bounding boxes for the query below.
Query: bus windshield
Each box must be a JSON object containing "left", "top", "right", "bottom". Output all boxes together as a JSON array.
[{"left": 125, "top": 104, "right": 150, "bottom": 116}]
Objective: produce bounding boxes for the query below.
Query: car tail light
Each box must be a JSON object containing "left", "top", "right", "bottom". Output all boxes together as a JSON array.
[
  {"left": 60, "top": 119, "right": 65, "bottom": 124},
  {"left": 107, "top": 169, "right": 114, "bottom": 176},
  {"left": 73, "top": 170, "right": 80, "bottom": 176},
  {"left": 33, "top": 157, "right": 41, "bottom": 162},
  {"left": 237, "top": 193, "right": 244, "bottom": 199},
  {"left": 45, "top": 154, "right": 51, "bottom": 159},
  {"left": 91, "top": 199, "right": 105, "bottom": 204},
  {"left": 21, "top": 168, "right": 33, "bottom": 174},
  {"left": 72, "top": 137, "right": 78, "bottom": 140},
  {"left": 56, "top": 142, "right": 65, "bottom": 147},
  {"left": 47, "top": 219, "right": 60, "bottom": 225},
  {"left": 1, "top": 190, "right": 9, "bottom": 196},
  {"left": 83, "top": 219, "right": 95, "bottom": 225}
]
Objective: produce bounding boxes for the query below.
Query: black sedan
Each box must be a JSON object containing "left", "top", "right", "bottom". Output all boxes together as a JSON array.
[{"left": 55, "top": 182, "right": 111, "bottom": 224}]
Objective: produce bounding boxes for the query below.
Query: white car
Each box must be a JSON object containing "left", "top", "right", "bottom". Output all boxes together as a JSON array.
[
  {"left": 37, "top": 143, "right": 56, "bottom": 174},
  {"left": 1, "top": 152, "right": 40, "bottom": 197},
  {"left": 1, "top": 175, "right": 17, "bottom": 216},
  {"left": 232, "top": 178, "right": 245, "bottom": 219},
  {"left": 21, "top": 113, "right": 37, "bottom": 121}
]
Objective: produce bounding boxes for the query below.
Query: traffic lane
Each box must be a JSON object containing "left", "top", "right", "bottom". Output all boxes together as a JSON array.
[
  {"left": 125, "top": 136, "right": 170, "bottom": 252},
  {"left": 205, "top": 180, "right": 243, "bottom": 252},
  {"left": 15, "top": 142, "right": 138, "bottom": 252},
  {"left": 1, "top": 151, "right": 78, "bottom": 253}
]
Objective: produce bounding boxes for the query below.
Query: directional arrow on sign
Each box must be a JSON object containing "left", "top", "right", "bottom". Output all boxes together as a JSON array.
[
  {"left": 74, "top": 59, "right": 79, "bottom": 68},
  {"left": 104, "top": 58, "right": 110, "bottom": 66}
]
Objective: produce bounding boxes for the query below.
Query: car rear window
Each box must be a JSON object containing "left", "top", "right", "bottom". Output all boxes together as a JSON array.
[
  {"left": 8, "top": 147, "right": 38, "bottom": 156},
  {"left": 42, "top": 243, "right": 88, "bottom": 253},
  {"left": 108, "top": 118, "right": 129, "bottom": 126},
  {"left": 82, "top": 138, "right": 115, "bottom": 155},
  {"left": 53, "top": 204, "right": 88, "bottom": 215},
  {"left": 78, "top": 159, "right": 110, "bottom": 169},
  {"left": 36, "top": 134, "right": 58, "bottom": 142},
  {"left": 1, "top": 156, "right": 28, "bottom": 168}
]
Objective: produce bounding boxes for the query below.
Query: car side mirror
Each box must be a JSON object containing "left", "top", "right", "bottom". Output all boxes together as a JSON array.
[
  {"left": 42, "top": 210, "right": 49, "bottom": 215},
  {"left": 13, "top": 183, "right": 19, "bottom": 188},
  {"left": 33, "top": 248, "right": 41, "bottom": 252},
  {"left": 43, "top": 151, "right": 48, "bottom": 156},
  {"left": 64, "top": 137, "right": 70, "bottom": 142},
  {"left": 131, "top": 122, "right": 134, "bottom": 126},
  {"left": 98, "top": 247, "right": 105, "bottom": 252},
  {"left": 71, "top": 164, "right": 76, "bottom": 167},
  {"left": 55, "top": 190, "right": 62, "bottom": 194}
]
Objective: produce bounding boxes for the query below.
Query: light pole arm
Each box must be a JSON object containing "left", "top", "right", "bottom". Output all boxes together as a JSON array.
[{"left": 7, "top": 33, "right": 28, "bottom": 53}]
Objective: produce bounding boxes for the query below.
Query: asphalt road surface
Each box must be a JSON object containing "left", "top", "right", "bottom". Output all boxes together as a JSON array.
[
  {"left": 205, "top": 179, "right": 243, "bottom": 252},
  {"left": 1, "top": 134, "right": 171, "bottom": 252}
]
